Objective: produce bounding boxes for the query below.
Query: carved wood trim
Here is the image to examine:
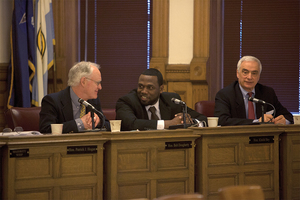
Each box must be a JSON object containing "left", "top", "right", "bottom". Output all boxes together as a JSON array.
[{"left": 149, "top": 0, "right": 169, "bottom": 79}]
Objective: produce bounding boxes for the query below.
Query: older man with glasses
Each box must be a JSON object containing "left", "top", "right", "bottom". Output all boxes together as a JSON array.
[{"left": 39, "top": 61, "right": 110, "bottom": 133}]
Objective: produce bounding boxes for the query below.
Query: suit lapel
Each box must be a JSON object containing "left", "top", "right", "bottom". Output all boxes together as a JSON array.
[
  {"left": 254, "top": 85, "right": 264, "bottom": 118},
  {"left": 61, "top": 87, "right": 74, "bottom": 121},
  {"left": 234, "top": 83, "right": 247, "bottom": 118},
  {"left": 159, "top": 98, "right": 172, "bottom": 120}
]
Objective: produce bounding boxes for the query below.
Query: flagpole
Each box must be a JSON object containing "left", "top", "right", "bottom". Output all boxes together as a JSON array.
[{"left": 53, "top": 44, "right": 57, "bottom": 92}]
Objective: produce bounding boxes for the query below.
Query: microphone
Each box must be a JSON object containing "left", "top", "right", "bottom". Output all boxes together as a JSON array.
[
  {"left": 78, "top": 98, "right": 96, "bottom": 109},
  {"left": 78, "top": 98, "right": 105, "bottom": 128},
  {"left": 248, "top": 97, "right": 266, "bottom": 104},
  {"left": 171, "top": 98, "right": 186, "bottom": 105}
]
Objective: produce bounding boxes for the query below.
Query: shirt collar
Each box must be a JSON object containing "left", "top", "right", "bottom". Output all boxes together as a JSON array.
[
  {"left": 70, "top": 87, "right": 81, "bottom": 107},
  {"left": 239, "top": 84, "right": 255, "bottom": 99},
  {"left": 145, "top": 100, "right": 160, "bottom": 111}
]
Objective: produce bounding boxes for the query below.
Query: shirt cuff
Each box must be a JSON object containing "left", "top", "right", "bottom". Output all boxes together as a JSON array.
[
  {"left": 157, "top": 120, "right": 164, "bottom": 130},
  {"left": 75, "top": 118, "right": 85, "bottom": 132}
]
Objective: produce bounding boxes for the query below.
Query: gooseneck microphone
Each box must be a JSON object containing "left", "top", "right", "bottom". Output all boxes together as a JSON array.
[
  {"left": 248, "top": 97, "right": 276, "bottom": 124},
  {"left": 78, "top": 98, "right": 96, "bottom": 109},
  {"left": 78, "top": 98, "right": 105, "bottom": 128},
  {"left": 248, "top": 97, "right": 266, "bottom": 104},
  {"left": 171, "top": 98, "right": 186, "bottom": 105}
]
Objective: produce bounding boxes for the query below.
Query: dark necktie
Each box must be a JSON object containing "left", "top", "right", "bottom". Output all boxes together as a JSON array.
[
  {"left": 248, "top": 92, "right": 255, "bottom": 119},
  {"left": 149, "top": 106, "right": 159, "bottom": 120}
]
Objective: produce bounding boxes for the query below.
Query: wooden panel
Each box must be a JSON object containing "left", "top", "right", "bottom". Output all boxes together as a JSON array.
[
  {"left": 15, "top": 189, "right": 52, "bottom": 200},
  {"left": 279, "top": 125, "right": 300, "bottom": 200},
  {"left": 1, "top": 133, "right": 106, "bottom": 200},
  {"left": 157, "top": 178, "right": 188, "bottom": 196},
  {"left": 167, "top": 81, "right": 193, "bottom": 108},
  {"left": 103, "top": 129, "right": 198, "bottom": 200},
  {"left": 244, "top": 144, "right": 273, "bottom": 164},
  {"left": 117, "top": 149, "right": 150, "bottom": 172},
  {"left": 60, "top": 185, "right": 96, "bottom": 200},
  {"left": 244, "top": 171, "right": 274, "bottom": 189},
  {"left": 207, "top": 174, "right": 238, "bottom": 197},
  {"left": 193, "top": 125, "right": 281, "bottom": 200},
  {"left": 61, "top": 154, "right": 96, "bottom": 176},
  {"left": 207, "top": 144, "right": 238, "bottom": 166},
  {"left": 157, "top": 149, "right": 188, "bottom": 170},
  {"left": 118, "top": 181, "right": 150, "bottom": 200},
  {"left": 15, "top": 155, "right": 53, "bottom": 179}
]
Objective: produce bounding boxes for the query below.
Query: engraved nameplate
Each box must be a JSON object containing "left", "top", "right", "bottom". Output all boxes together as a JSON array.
[
  {"left": 10, "top": 149, "right": 29, "bottom": 158},
  {"left": 249, "top": 136, "right": 274, "bottom": 144},
  {"left": 67, "top": 146, "right": 97, "bottom": 154},
  {"left": 165, "top": 141, "right": 192, "bottom": 149}
]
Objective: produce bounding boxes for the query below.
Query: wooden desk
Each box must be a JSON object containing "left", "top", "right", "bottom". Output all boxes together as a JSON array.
[
  {"left": 102, "top": 129, "right": 199, "bottom": 200},
  {"left": 1, "top": 133, "right": 106, "bottom": 200},
  {"left": 278, "top": 124, "right": 300, "bottom": 200},
  {"left": 192, "top": 125, "right": 283, "bottom": 200},
  {"left": 0, "top": 125, "right": 298, "bottom": 200}
]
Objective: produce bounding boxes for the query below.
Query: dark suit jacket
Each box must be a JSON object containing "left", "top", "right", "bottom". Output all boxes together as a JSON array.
[
  {"left": 214, "top": 81, "right": 294, "bottom": 126},
  {"left": 116, "top": 89, "right": 207, "bottom": 131},
  {"left": 39, "top": 87, "right": 110, "bottom": 133}
]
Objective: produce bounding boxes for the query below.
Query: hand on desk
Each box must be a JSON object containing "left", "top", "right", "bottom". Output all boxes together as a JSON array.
[
  {"left": 274, "top": 115, "right": 286, "bottom": 124},
  {"left": 164, "top": 113, "right": 192, "bottom": 128},
  {"left": 259, "top": 114, "right": 286, "bottom": 124},
  {"left": 81, "top": 112, "right": 101, "bottom": 129}
]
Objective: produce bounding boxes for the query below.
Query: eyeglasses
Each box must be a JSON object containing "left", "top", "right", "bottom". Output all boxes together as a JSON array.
[
  {"left": 241, "top": 69, "right": 259, "bottom": 77},
  {"left": 2, "top": 126, "right": 23, "bottom": 135},
  {"left": 85, "top": 77, "right": 101, "bottom": 86}
]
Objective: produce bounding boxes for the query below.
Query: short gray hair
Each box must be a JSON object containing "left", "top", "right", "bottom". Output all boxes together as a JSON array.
[
  {"left": 237, "top": 56, "right": 262, "bottom": 74},
  {"left": 68, "top": 61, "right": 100, "bottom": 87}
]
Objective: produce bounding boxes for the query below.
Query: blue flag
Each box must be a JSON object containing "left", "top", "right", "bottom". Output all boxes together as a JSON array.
[{"left": 7, "top": 0, "right": 35, "bottom": 108}]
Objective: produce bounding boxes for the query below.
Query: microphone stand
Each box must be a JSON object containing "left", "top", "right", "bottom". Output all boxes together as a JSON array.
[
  {"left": 261, "top": 104, "right": 265, "bottom": 123},
  {"left": 182, "top": 103, "right": 187, "bottom": 128},
  {"left": 259, "top": 103, "right": 274, "bottom": 124},
  {"left": 91, "top": 111, "right": 95, "bottom": 130}
]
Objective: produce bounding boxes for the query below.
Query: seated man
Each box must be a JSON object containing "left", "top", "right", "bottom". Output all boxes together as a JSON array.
[
  {"left": 39, "top": 61, "right": 110, "bottom": 133},
  {"left": 116, "top": 68, "right": 207, "bottom": 131},
  {"left": 214, "top": 55, "right": 293, "bottom": 126}
]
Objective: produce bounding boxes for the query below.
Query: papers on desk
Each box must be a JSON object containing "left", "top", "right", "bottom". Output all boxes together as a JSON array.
[{"left": 0, "top": 131, "right": 42, "bottom": 136}]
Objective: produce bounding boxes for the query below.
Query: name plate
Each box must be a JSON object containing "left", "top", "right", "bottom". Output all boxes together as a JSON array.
[
  {"left": 10, "top": 149, "right": 29, "bottom": 158},
  {"left": 165, "top": 141, "right": 192, "bottom": 149},
  {"left": 249, "top": 136, "right": 274, "bottom": 144},
  {"left": 67, "top": 146, "right": 97, "bottom": 154}
]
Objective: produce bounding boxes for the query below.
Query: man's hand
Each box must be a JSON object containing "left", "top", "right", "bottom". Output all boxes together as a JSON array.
[
  {"left": 259, "top": 114, "right": 274, "bottom": 123},
  {"left": 274, "top": 115, "right": 286, "bottom": 124},
  {"left": 164, "top": 113, "right": 192, "bottom": 129},
  {"left": 81, "top": 112, "right": 101, "bottom": 129},
  {"left": 259, "top": 114, "right": 286, "bottom": 124}
]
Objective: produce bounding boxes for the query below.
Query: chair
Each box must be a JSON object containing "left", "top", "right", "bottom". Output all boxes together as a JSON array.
[
  {"left": 218, "top": 185, "right": 265, "bottom": 200},
  {"left": 5, "top": 107, "right": 41, "bottom": 131},
  {"left": 102, "top": 108, "right": 116, "bottom": 120},
  {"left": 194, "top": 101, "right": 215, "bottom": 117},
  {"left": 153, "top": 193, "right": 204, "bottom": 200}
]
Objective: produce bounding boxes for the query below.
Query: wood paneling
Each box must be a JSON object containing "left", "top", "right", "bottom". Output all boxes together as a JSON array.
[
  {"left": 103, "top": 130, "right": 198, "bottom": 200},
  {"left": 1, "top": 133, "right": 106, "bottom": 200},
  {"left": 193, "top": 125, "right": 282, "bottom": 200},
  {"left": 150, "top": 0, "right": 211, "bottom": 109}
]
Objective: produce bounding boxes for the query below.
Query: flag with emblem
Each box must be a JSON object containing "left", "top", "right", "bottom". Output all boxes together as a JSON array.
[
  {"left": 7, "top": 0, "right": 35, "bottom": 108},
  {"left": 32, "top": 0, "right": 55, "bottom": 106}
]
